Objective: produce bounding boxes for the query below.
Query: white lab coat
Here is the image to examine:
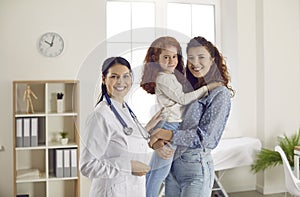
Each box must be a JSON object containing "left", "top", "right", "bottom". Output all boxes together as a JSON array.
[{"left": 80, "top": 98, "right": 151, "bottom": 197}]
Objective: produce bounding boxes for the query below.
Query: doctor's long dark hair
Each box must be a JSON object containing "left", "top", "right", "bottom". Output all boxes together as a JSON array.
[{"left": 96, "top": 56, "right": 132, "bottom": 106}]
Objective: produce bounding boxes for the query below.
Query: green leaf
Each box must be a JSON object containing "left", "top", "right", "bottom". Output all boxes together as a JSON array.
[{"left": 251, "top": 128, "right": 300, "bottom": 173}]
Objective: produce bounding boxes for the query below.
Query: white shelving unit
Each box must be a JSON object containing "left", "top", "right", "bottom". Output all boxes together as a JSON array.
[{"left": 13, "top": 80, "right": 80, "bottom": 197}]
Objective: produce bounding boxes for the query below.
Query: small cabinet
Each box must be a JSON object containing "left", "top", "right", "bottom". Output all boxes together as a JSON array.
[{"left": 13, "top": 80, "right": 80, "bottom": 197}]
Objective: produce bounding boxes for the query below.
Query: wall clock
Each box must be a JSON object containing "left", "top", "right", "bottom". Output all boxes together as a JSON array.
[{"left": 38, "top": 32, "right": 64, "bottom": 57}]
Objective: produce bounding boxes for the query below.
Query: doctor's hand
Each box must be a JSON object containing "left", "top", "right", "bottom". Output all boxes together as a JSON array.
[
  {"left": 145, "top": 107, "right": 164, "bottom": 132},
  {"left": 131, "top": 160, "right": 150, "bottom": 176},
  {"left": 148, "top": 128, "right": 173, "bottom": 148},
  {"left": 155, "top": 142, "right": 175, "bottom": 160}
]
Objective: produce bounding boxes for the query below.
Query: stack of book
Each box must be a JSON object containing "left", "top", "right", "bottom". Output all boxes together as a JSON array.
[
  {"left": 16, "top": 117, "right": 39, "bottom": 147},
  {"left": 50, "top": 148, "right": 78, "bottom": 178}
]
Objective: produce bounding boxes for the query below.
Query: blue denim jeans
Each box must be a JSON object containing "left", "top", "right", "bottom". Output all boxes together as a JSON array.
[
  {"left": 146, "top": 121, "right": 180, "bottom": 197},
  {"left": 165, "top": 148, "right": 214, "bottom": 197}
]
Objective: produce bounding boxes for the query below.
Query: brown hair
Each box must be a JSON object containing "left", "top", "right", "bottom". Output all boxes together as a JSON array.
[
  {"left": 186, "top": 36, "right": 235, "bottom": 97},
  {"left": 96, "top": 57, "right": 132, "bottom": 106},
  {"left": 140, "top": 36, "right": 185, "bottom": 94}
]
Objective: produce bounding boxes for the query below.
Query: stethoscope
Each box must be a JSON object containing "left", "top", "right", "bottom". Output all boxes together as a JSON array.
[{"left": 104, "top": 93, "right": 150, "bottom": 140}]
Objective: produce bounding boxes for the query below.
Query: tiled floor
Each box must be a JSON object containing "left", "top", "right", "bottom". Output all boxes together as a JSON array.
[
  {"left": 228, "top": 191, "right": 288, "bottom": 197},
  {"left": 161, "top": 190, "right": 288, "bottom": 197}
]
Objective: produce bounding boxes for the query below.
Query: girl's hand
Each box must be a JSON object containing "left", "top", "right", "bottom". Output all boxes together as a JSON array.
[
  {"left": 145, "top": 108, "right": 164, "bottom": 132},
  {"left": 207, "top": 82, "right": 223, "bottom": 91},
  {"left": 131, "top": 160, "right": 150, "bottom": 176}
]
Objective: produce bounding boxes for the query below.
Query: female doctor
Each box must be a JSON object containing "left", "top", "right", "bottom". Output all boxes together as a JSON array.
[{"left": 80, "top": 56, "right": 166, "bottom": 197}]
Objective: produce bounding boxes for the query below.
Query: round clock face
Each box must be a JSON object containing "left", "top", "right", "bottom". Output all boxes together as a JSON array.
[{"left": 38, "top": 32, "right": 64, "bottom": 57}]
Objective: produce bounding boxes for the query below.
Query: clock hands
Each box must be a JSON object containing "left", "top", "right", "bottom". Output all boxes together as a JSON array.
[
  {"left": 39, "top": 32, "right": 64, "bottom": 57},
  {"left": 44, "top": 40, "right": 52, "bottom": 46},
  {"left": 44, "top": 35, "right": 55, "bottom": 47},
  {"left": 50, "top": 35, "right": 55, "bottom": 46}
]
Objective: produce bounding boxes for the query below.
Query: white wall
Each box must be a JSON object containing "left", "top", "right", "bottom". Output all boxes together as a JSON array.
[
  {"left": 0, "top": 1, "right": 105, "bottom": 196},
  {"left": 257, "top": 0, "right": 300, "bottom": 194},
  {"left": 0, "top": 0, "right": 299, "bottom": 196},
  {"left": 219, "top": 0, "right": 259, "bottom": 192},
  {"left": 220, "top": 0, "right": 300, "bottom": 194}
]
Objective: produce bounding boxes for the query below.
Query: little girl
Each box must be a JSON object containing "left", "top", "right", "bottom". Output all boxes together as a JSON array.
[{"left": 140, "top": 36, "right": 220, "bottom": 197}]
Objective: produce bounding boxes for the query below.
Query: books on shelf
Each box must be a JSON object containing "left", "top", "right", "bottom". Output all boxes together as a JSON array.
[
  {"left": 16, "top": 195, "right": 29, "bottom": 197},
  {"left": 16, "top": 118, "right": 23, "bottom": 147},
  {"left": 71, "top": 148, "right": 78, "bottom": 177},
  {"left": 63, "top": 149, "right": 71, "bottom": 177},
  {"left": 15, "top": 117, "right": 39, "bottom": 147},
  {"left": 30, "top": 118, "right": 38, "bottom": 146},
  {"left": 55, "top": 149, "right": 64, "bottom": 178},
  {"left": 53, "top": 148, "right": 78, "bottom": 178},
  {"left": 23, "top": 118, "right": 30, "bottom": 147}
]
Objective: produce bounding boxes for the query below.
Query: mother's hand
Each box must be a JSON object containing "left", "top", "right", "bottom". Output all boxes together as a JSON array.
[
  {"left": 155, "top": 142, "right": 175, "bottom": 160},
  {"left": 152, "top": 139, "right": 166, "bottom": 150}
]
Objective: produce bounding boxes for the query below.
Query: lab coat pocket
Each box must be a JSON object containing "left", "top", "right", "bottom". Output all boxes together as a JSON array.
[{"left": 109, "top": 176, "right": 127, "bottom": 197}]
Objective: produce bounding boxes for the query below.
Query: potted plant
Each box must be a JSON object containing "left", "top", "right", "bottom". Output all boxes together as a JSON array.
[
  {"left": 59, "top": 131, "right": 68, "bottom": 145},
  {"left": 251, "top": 128, "right": 300, "bottom": 173},
  {"left": 57, "top": 92, "right": 64, "bottom": 100},
  {"left": 56, "top": 92, "right": 64, "bottom": 113}
]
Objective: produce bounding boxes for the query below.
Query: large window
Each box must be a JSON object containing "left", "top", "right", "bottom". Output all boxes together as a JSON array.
[{"left": 106, "top": 0, "right": 220, "bottom": 123}]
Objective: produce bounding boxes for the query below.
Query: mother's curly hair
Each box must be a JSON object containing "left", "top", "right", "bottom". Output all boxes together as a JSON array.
[{"left": 186, "top": 36, "right": 235, "bottom": 97}]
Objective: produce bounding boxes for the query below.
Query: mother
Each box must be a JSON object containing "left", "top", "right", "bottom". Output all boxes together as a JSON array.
[{"left": 149, "top": 36, "right": 234, "bottom": 197}]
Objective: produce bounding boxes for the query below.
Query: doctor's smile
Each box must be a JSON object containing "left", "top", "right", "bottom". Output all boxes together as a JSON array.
[
  {"left": 114, "top": 86, "right": 127, "bottom": 91},
  {"left": 103, "top": 63, "right": 132, "bottom": 103}
]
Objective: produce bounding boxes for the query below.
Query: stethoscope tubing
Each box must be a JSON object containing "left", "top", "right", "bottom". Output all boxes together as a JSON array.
[{"left": 104, "top": 93, "right": 150, "bottom": 140}]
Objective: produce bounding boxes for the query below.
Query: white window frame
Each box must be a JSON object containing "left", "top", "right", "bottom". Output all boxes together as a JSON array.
[
  {"left": 106, "top": 0, "right": 221, "bottom": 124},
  {"left": 166, "top": 0, "right": 221, "bottom": 45},
  {"left": 106, "top": 0, "right": 220, "bottom": 45}
]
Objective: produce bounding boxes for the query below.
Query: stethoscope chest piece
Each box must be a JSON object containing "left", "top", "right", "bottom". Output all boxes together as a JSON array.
[
  {"left": 104, "top": 93, "right": 149, "bottom": 140},
  {"left": 123, "top": 127, "right": 133, "bottom": 135}
]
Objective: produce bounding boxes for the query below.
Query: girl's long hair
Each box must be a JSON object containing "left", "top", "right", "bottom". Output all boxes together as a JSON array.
[{"left": 140, "top": 36, "right": 185, "bottom": 94}]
